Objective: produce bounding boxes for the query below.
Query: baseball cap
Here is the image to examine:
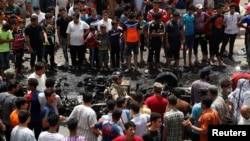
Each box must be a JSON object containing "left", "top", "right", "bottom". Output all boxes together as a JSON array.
[
  {"left": 4, "top": 68, "right": 15, "bottom": 78},
  {"left": 240, "top": 61, "right": 249, "bottom": 70},
  {"left": 200, "top": 66, "right": 213, "bottom": 74},
  {"left": 153, "top": 82, "right": 163, "bottom": 89},
  {"left": 196, "top": 4, "right": 203, "bottom": 9}
]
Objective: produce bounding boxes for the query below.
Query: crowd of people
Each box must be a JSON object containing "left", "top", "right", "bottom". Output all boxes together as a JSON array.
[{"left": 0, "top": 0, "right": 250, "bottom": 141}]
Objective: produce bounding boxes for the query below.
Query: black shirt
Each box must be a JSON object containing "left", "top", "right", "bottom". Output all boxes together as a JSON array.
[
  {"left": 165, "top": 20, "right": 182, "bottom": 44},
  {"left": 56, "top": 16, "right": 72, "bottom": 38},
  {"left": 148, "top": 21, "right": 165, "bottom": 43},
  {"left": 142, "top": 130, "right": 161, "bottom": 141},
  {"left": 108, "top": 28, "right": 123, "bottom": 49},
  {"left": 210, "top": 14, "right": 224, "bottom": 35},
  {"left": 24, "top": 24, "right": 43, "bottom": 49},
  {"left": 114, "top": 6, "right": 124, "bottom": 20}
]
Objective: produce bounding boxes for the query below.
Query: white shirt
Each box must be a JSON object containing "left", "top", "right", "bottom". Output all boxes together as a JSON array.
[
  {"left": 238, "top": 115, "right": 250, "bottom": 125},
  {"left": 68, "top": 105, "right": 97, "bottom": 141},
  {"left": 131, "top": 113, "right": 150, "bottom": 137},
  {"left": 97, "top": 18, "right": 112, "bottom": 32},
  {"left": 66, "top": 20, "right": 90, "bottom": 46},
  {"left": 10, "top": 126, "right": 36, "bottom": 141},
  {"left": 101, "top": 113, "right": 125, "bottom": 130},
  {"left": 28, "top": 72, "right": 47, "bottom": 92},
  {"left": 38, "top": 131, "right": 64, "bottom": 141},
  {"left": 224, "top": 12, "right": 240, "bottom": 34},
  {"left": 192, "top": 0, "right": 205, "bottom": 6},
  {"left": 32, "top": 12, "right": 45, "bottom": 23},
  {"left": 57, "top": 0, "right": 68, "bottom": 8},
  {"left": 68, "top": 6, "right": 74, "bottom": 17},
  {"left": 38, "top": 92, "right": 63, "bottom": 115}
]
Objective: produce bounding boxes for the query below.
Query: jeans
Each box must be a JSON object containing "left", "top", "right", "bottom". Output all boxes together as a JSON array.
[
  {"left": 0, "top": 51, "right": 10, "bottom": 69},
  {"left": 13, "top": 48, "right": 24, "bottom": 71},
  {"left": 30, "top": 47, "right": 44, "bottom": 68},
  {"left": 110, "top": 48, "right": 120, "bottom": 68},
  {"left": 60, "top": 37, "right": 68, "bottom": 62},
  {"left": 220, "top": 33, "right": 237, "bottom": 57},
  {"left": 44, "top": 43, "right": 55, "bottom": 68},
  {"left": 211, "top": 33, "right": 223, "bottom": 57},
  {"left": 29, "top": 120, "right": 41, "bottom": 139},
  {"left": 70, "top": 45, "right": 84, "bottom": 67}
]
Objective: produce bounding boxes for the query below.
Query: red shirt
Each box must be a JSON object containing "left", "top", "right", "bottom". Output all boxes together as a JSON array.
[
  {"left": 231, "top": 72, "right": 250, "bottom": 90},
  {"left": 231, "top": 0, "right": 240, "bottom": 6},
  {"left": 112, "top": 135, "right": 143, "bottom": 141},
  {"left": 145, "top": 95, "right": 168, "bottom": 118}
]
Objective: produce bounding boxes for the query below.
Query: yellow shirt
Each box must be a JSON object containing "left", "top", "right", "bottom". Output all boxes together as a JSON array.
[{"left": 130, "top": 107, "right": 151, "bottom": 119}]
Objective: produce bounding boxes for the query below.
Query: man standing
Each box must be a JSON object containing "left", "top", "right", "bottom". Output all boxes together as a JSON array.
[
  {"left": 142, "top": 112, "right": 162, "bottom": 141},
  {"left": 68, "top": 93, "right": 97, "bottom": 141},
  {"left": 113, "top": 121, "right": 143, "bottom": 141},
  {"left": 104, "top": 71, "right": 128, "bottom": 101},
  {"left": 25, "top": 16, "right": 48, "bottom": 72},
  {"left": 130, "top": 101, "right": 150, "bottom": 137},
  {"left": 165, "top": 12, "right": 185, "bottom": 69},
  {"left": 181, "top": 5, "right": 195, "bottom": 67},
  {"left": 66, "top": 13, "right": 89, "bottom": 69},
  {"left": 57, "top": 7, "right": 73, "bottom": 66},
  {"left": 190, "top": 66, "right": 212, "bottom": 105},
  {"left": 144, "top": 82, "right": 168, "bottom": 118},
  {"left": 5, "top": 0, "right": 21, "bottom": 17},
  {"left": 0, "top": 79, "right": 19, "bottom": 141},
  {"left": 162, "top": 95, "right": 184, "bottom": 141},
  {"left": 10, "top": 110, "right": 36, "bottom": 141},
  {"left": 209, "top": 3, "right": 225, "bottom": 66},
  {"left": 40, "top": 88, "right": 65, "bottom": 131},
  {"left": 147, "top": 0, "right": 167, "bottom": 23},
  {"left": 38, "top": 114, "right": 64, "bottom": 141},
  {"left": 186, "top": 95, "right": 220, "bottom": 141},
  {"left": 27, "top": 62, "right": 46, "bottom": 92},
  {"left": 123, "top": 12, "right": 140, "bottom": 72},
  {"left": 238, "top": 105, "right": 250, "bottom": 125},
  {"left": 208, "top": 85, "right": 232, "bottom": 124},
  {"left": 92, "top": 109, "right": 124, "bottom": 141},
  {"left": 220, "top": 3, "right": 240, "bottom": 61},
  {"left": 39, "top": 0, "right": 56, "bottom": 13},
  {"left": 62, "top": 118, "right": 87, "bottom": 141},
  {"left": 145, "top": 12, "right": 165, "bottom": 73}
]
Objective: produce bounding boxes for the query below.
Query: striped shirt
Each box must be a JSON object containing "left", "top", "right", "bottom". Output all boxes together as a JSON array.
[
  {"left": 163, "top": 109, "right": 184, "bottom": 141},
  {"left": 61, "top": 136, "right": 87, "bottom": 141},
  {"left": 68, "top": 105, "right": 97, "bottom": 141}
]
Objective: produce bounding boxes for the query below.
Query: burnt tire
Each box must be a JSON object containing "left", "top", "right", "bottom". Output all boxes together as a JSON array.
[{"left": 155, "top": 71, "right": 179, "bottom": 88}]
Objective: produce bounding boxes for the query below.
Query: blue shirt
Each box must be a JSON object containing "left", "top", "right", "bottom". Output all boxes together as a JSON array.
[
  {"left": 190, "top": 103, "right": 216, "bottom": 134},
  {"left": 176, "top": 0, "right": 186, "bottom": 9},
  {"left": 94, "top": 121, "right": 123, "bottom": 141},
  {"left": 240, "top": 15, "right": 250, "bottom": 33},
  {"left": 41, "top": 103, "right": 56, "bottom": 130},
  {"left": 181, "top": 13, "right": 195, "bottom": 35}
]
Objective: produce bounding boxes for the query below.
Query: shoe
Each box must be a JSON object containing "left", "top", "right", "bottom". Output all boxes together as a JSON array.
[
  {"left": 91, "top": 66, "right": 97, "bottom": 70},
  {"left": 144, "top": 69, "right": 149, "bottom": 73},
  {"left": 134, "top": 68, "right": 140, "bottom": 72},
  {"left": 157, "top": 68, "right": 162, "bottom": 72},
  {"left": 229, "top": 57, "right": 236, "bottom": 62},
  {"left": 125, "top": 68, "right": 131, "bottom": 72},
  {"left": 64, "top": 62, "right": 69, "bottom": 67}
]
